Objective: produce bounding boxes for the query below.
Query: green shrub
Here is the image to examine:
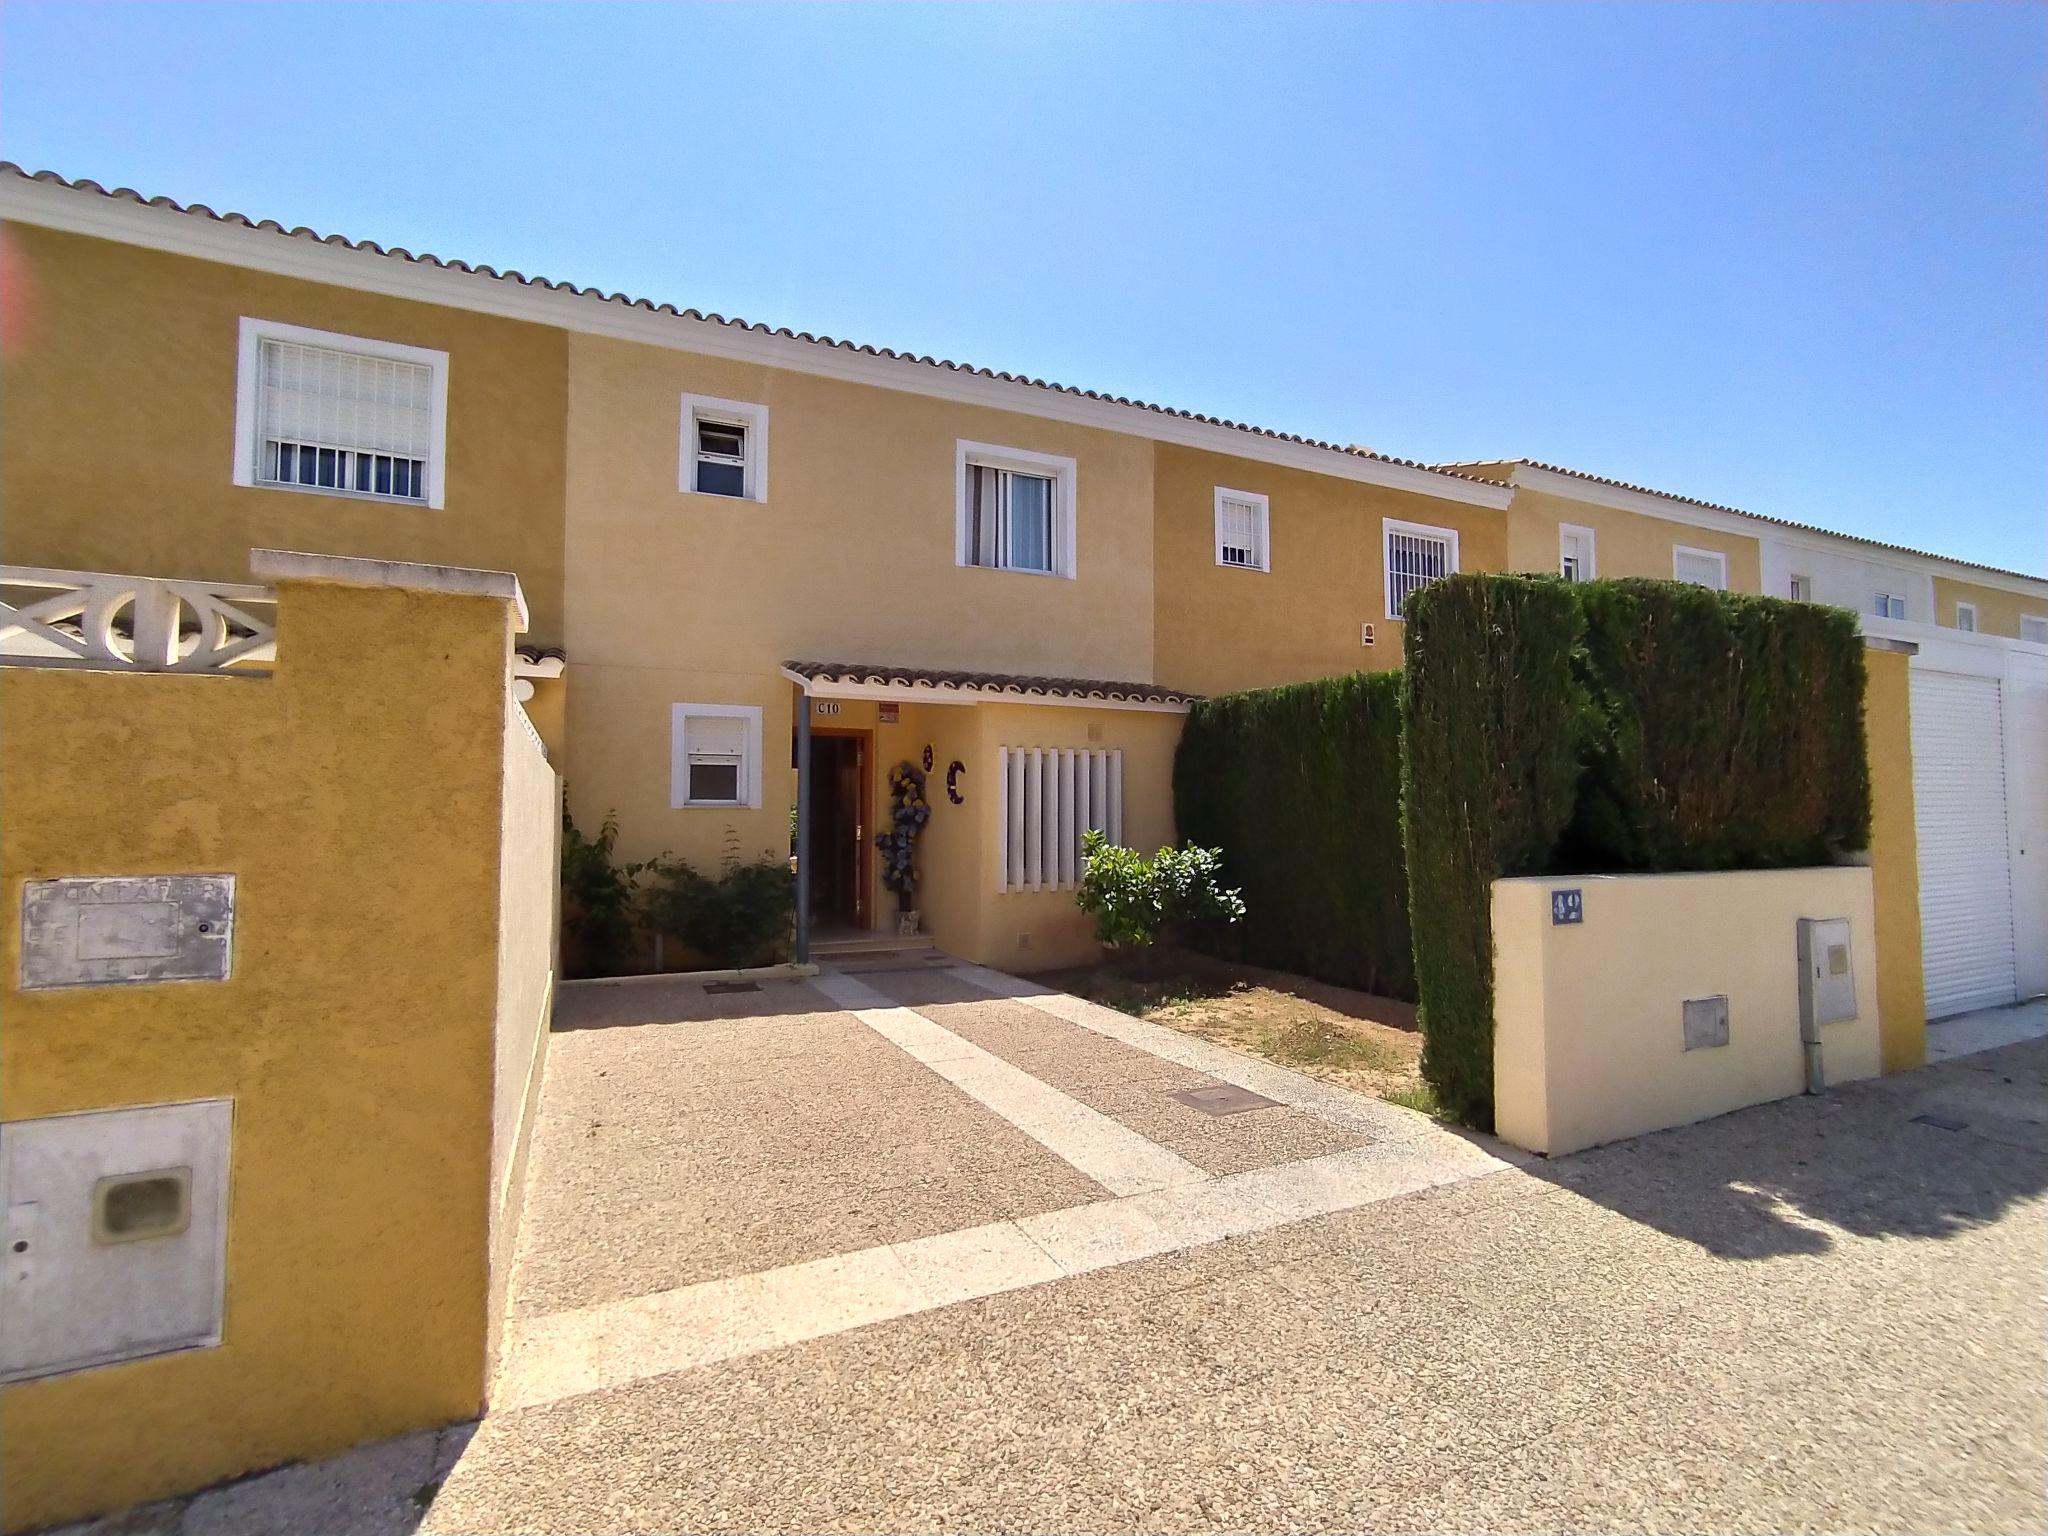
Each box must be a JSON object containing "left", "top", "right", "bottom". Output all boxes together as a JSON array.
[
  {"left": 1568, "top": 580, "right": 1870, "bottom": 870},
  {"left": 560, "top": 808, "right": 647, "bottom": 980},
  {"left": 1074, "top": 829, "right": 1245, "bottom": 951},
  {"left": 1401, "top": 575, "right": 1587, "bottom": 1128},
  {"left": 1174, "top": 671, "right": 1413, "bottom": 998},
  {"left": 640, "top": 856, "right": 796, "bottom": 969}
]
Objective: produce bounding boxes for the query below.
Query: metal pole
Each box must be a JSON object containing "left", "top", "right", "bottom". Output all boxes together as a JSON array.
[{"left": 794, "top": 687, "right": 812, "bottom": 965}]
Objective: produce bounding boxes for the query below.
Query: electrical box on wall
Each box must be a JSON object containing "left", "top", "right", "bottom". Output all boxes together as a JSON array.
[
  {"left": 20, "top": 876, "right": 235, "bottom": 989},
  {"left": 1798, "top": 917, "right": 1858, "bottom": 1028},
  {"left": 1, "top": 1100, "right": 232, "bottom": 1383}
]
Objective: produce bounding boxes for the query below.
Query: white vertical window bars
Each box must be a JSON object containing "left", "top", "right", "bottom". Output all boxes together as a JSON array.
[
  {"left": 996, "top": 747, "right": 1124, "bottom": 891},
  {"left": 1385, "top": 528, "right": 1451, "bottom": 618},
  {"left": 258, "top": 339, "right": 432, "bottom": 501},
  {"left": 1215, "top": 491, "right": 1267, "bottom": 570}
]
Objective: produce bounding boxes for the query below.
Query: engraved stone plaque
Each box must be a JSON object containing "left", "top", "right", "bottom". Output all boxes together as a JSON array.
[{"left": 21, "top": 876, "right": 234, "bottom": 989}]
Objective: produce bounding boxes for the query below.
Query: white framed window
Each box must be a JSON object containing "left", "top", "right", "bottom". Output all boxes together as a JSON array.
[
  {"left": 1213, "top": 488, "right": 1270, "bottom": 571},
  {"left": 233, "top": 318, "right": 448, "bottom": 508},
  {"left": 670, "top": 703, "right": 763, "bottom": 809},
  {"left": 1673, "top": 546, "right": 1729, "bottom": 590},
  {"left": 2022, "top": 615, "right": 2048, "bottom": 645},
  {"left": 1873, "top": 591, "right": 1906, "bottom": 620},
  {"left": 680, "top": 395, "right": 769, "bottom": 501},
  {"left": 1558, "top": 524, "right": 1596, "bottom": 583},
  {"left": 1953, "top": 601, "right": 1977, "bottom": 633},
  {"left": 956, "top": 441, "right": 1077, "bottom": 579},
  {"left": 997, "top": 746, "right": 1123, "bottom": 892},
  {"left": 1384, "top": 518, "right": 1458, "bottom": 619},
  {"left": 1788, "top": 574, "right": 1812, "bottom": 601}
]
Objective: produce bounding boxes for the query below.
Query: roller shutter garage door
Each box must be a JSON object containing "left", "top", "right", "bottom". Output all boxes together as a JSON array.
[{"left": 1910, "top": 670, "right": 2018, "bottom": 1018}]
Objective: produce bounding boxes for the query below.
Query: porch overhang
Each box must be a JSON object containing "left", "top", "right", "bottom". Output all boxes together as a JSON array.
[{"left": 780, "top": 660, "right": 1199, "bottom": 715}]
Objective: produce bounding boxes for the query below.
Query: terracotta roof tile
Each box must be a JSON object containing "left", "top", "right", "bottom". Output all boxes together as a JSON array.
[
  {"left": 0, "top": 164, "right": 1491, "bottom": 491},
  {"left": 1436, "top": 458, "right": 2044, "bottom": 586},
  {"left": 784, "top": 659, "right": 1200, "bottom": 708}
]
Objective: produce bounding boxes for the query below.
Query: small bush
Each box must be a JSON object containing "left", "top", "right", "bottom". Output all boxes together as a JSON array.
[
  {"left": 560, "top": 809, "right": 646, "bottom": 979},
  {"left": 1075, "top": 829, "right": 1245, "bottom": 951},
  {"left": 1401, "top": 574, "right": 1586, "bottom": 1128},
  {"left": 1174, "top": 671, "right": 1412, "bottom": 997},
  {"left": 641, "top": 856, "right": 795, "bottom": 970}
]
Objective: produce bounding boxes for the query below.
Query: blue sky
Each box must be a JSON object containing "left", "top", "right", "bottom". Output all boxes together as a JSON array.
[{"left": 4, "top": 2, "right": 2042, "bottom": 572}]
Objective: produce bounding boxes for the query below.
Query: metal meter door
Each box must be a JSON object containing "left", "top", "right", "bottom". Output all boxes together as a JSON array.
[{"left": 1, "top": 1099, "right": 231, "bottom": 1383}]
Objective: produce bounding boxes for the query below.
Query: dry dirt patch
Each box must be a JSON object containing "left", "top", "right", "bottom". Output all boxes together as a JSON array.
[{"left": 1033, "top": 949, "right": 1434, "bottom": 1112}]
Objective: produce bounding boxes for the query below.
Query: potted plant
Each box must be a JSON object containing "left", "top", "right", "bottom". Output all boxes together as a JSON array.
[{"left": 875, "top": 761, "right": 932, "bottom": 934}]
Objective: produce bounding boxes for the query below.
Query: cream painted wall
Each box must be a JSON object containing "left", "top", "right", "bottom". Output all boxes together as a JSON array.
[
  {"left": 1500, "top": 485, "right": 1764, "bottom": 592},
  {"left": 1151, "top": 445, "right": 1507, "bottom": 697},
  {"left": 1492, "top": 867, "right": 1881, "bottom": 1158},
  {"left": 1932, "top": 574, "right": 2048, "bottom": 640}
]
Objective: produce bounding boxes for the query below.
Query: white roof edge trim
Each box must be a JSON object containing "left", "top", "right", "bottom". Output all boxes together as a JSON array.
[
  {"left": 777, "top": 666, "right": 1192, "bottom": 714},
  {"left": 0, "top": 174, "right": 1512, "bottom": 511},
  {"left": 1507, "top": 465, "right": 2047, "bottom": 599}
]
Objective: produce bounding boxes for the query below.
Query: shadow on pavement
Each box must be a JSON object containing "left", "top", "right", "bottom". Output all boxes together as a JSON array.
[{"left": 1517, "top": 1037, "right": 2048, "bottom": 1259}]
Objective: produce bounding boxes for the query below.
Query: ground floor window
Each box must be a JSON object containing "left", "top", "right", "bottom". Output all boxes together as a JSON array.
[
  {"left": 997, "top": 747, "right": 1123, "bottom": 892},
  {"left": 671, "top": 703, "right": 763, "bottom": 808}
]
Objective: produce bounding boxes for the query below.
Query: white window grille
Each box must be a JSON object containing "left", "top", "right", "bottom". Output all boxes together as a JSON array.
[
  {"left": 2022, "top": 615, "right": 2048, "bottom": 645},
  {"left": 679, "top": 395, "right": 769, "bottom": 501},
  {"left": 1559, "top": 525, "right": 1595, "bottom": 582},
  {"left": 1954, "top": 602, "right": 1977, "bottom": 633},
  {"left": 670, "top": 703, "right": 763, "bottom": 808},
  {"left": 955, "top": 442, "right": 1077, "bottom": 578},
  {"left": 1214, "top": 488, "right": 1270, "bottom": 571},
  {"left": 234, "top": 319, "right": 447, "bottom": 508},
  {"left": 1673, "top": 546, "right": 1729, "bottom": 590},
  {"left": 1873, "top": 591, "right": 1906, "bottom": 620},
  {"left": 997, "top": 747, "right": 1123, "bottom": 892},
  {"left": 1384, "top": 519, "right": 1457, "bottom": 619}
]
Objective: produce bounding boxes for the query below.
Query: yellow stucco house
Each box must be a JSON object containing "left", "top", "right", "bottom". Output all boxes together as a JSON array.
[{"left": 2, "top": 162, "right": 2043, "bottom": 996}]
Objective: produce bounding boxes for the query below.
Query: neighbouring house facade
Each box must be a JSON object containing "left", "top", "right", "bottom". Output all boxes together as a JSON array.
[{"left": 3, "top": 163, "right": 2043, "bottom": 997}]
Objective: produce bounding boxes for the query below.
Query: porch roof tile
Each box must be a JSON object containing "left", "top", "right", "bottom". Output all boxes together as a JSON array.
[{"left": 784, "top": 659, "right": 1202, "bottom": 709}]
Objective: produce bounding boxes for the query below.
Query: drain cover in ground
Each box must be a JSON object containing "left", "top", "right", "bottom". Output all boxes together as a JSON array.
[
  {"left": 1911, "top": 1112, "right": 1968, "bottom": 1132},
  {"left": 705, "top": 980, "right": 761, "bottom": 994},
  {"left": 1172, "top": 1084, "right": 1281, "bottom": 1116}
]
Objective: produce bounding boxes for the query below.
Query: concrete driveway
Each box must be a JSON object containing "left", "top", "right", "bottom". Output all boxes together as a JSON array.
[
  {"left": 64, "top": 968, "right": 2042, "bottom": 1534},
  {"left": 414, "top": 964, "right": 2046, "bottom": 1534}
]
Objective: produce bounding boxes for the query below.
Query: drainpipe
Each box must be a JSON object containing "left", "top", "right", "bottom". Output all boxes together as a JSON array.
[{"left": 794, "top": 686, "right": 812, "bottom": 965}]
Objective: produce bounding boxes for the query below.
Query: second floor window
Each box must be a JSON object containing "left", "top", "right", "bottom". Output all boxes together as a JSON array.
[
  {"left": 1385, "top": 519, "right": 1458, "bottom": 618},
  {"left": 235, "top": 319, "right": 448, "bottom": 508},
  {"left": 1874, "top": 592, "right": 1905, "bottom": 620},
  {"left": 955, "top": 442, "right": 1077, "bottom": 577},
  {"left": 680, "top": 396, "right": 769, "bottom": 501},
  {"left": 1559, "top": 526, "right": 1595, "bottom": 582}
]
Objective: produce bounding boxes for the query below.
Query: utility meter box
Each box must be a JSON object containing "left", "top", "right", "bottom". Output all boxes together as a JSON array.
[
  {"left": 1, "top": 1100, "right": 232, "bottom": 1383},
  {"left": 1797, "top": 917, "right": 1858, "bottom": 1031}
]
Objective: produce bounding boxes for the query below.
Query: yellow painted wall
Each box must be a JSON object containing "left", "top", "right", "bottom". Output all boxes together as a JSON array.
[
  {"left": 0, "top": 572, "right": 541, "bottom": 1530},
  {"left": 1931, "top": 574, "right": 2047, "bottom": 639},
  {"left": 1500, "top": 484, "right": 1764, "bottom": 592},
  {"left": 560, "top": 327, "right": 1158, "bottom": 881},
  {"left": 971, "top": 702, "right": 1184, "bottom": 972},
  {"left": 1151, "top": 444, "right": 1507, "bottom": 696},
  {"left": 0, "top": 226, "right": 570, "bottom": 645},
  {"left": 1863, "top": 646, "right": 1927, "bottom": 1071},
  {"left": 1492, "top": 867, "right": 1882, "bottom": 1157}
]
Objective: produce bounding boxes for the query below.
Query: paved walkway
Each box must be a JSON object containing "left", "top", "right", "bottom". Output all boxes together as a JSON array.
[{"left": 66, "top": 978, "right": 2048, "bottom": 1533}]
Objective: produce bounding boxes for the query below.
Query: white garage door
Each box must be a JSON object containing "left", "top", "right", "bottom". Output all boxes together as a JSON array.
[{"left": 1910, "top": 670, "right": 2017, "bottom": 1018}]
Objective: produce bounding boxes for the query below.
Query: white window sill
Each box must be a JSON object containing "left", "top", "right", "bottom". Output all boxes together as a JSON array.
[
  {"left": 681, "top": 799, "right": 748, "bottom": 810},
  {"left": 956, "top": 561, "right": 1074, "bottom": 581},
  {"left": 679, "top": 488, "right": 766, "bottom": 506},
  {"left": 248, "top": 479, "right": 433, "bottom": 510},
  {"left": 1215, "top": 561, "right": 1271, "bottom": 574}
]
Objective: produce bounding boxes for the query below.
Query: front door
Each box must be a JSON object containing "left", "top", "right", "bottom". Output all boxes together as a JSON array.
[{"left": 808, "top": 732, "right": 868, "bottom": 928}]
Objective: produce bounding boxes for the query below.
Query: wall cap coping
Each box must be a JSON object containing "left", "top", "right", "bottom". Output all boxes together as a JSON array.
[
  {"left": 1863, "top": 635, "right": 1920, "bottom": 656},
  {"left": 1495, "top": 865, "right": 1871, "bottom": 888},
  {"left": 249, "top": 549, "right": 528, "bottom": 632}
]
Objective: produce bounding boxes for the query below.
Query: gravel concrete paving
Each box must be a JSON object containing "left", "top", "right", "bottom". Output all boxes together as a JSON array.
[
  {"left": 865, "top": 966, "right": 1371, "bottom": 1176},
  {"left": 515, "top": 976, "right": 1105, "bottom": 1314},
  {"left": 424, "top": 1037, "right": 2047, "bottom": 1534}
]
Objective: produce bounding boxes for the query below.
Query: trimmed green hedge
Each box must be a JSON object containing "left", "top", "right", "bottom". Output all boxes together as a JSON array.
[
  {"left": 1401, "top": 576, "right": 1587, "bottom": 1127},
  {"left": 1174, "top": 671, "right": 1414, "bottom": 999},
  {"left": 1569, "top": 579, "right": 1870, "bottom": 871}
]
